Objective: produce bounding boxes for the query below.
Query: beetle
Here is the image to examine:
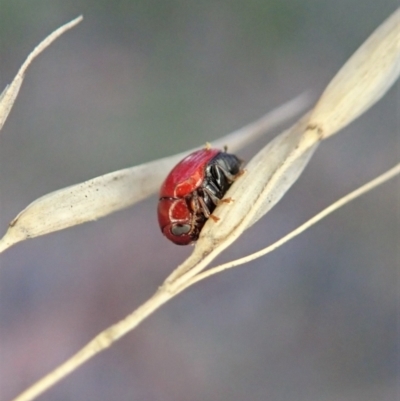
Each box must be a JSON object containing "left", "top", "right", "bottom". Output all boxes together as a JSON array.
[{"left": 157, "top": 147, "right": 243, "bottom": 245}]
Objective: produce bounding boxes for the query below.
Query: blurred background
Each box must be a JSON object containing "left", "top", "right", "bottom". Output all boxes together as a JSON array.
[{"left": 0, "top": 1, "right": 398, "bottom": 400}]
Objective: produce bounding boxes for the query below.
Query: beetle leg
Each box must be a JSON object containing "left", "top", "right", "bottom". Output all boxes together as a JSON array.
[
  {"left": 190, "top": 191, "right": 210, "bottom": 220},
  {"left": 197, "top": 195, "right": 211, "bottom": 218},
  {"left": 189, "top": 192, "right": 200, "bottom": 213},
  {"left": 220, "top": 197, "right": 233, "bottom": 203},
  {"left": 198, "top": 195, "right": 220, "bottom": 222},
  {"left": 203, "top": 186, "right": 221, "bottom": 206},
  {"left": 187, "top": 193, "right": 203, "bottom": 233},
  {"left": 214, "top": 164, "right": 238, "bottom": 183}
]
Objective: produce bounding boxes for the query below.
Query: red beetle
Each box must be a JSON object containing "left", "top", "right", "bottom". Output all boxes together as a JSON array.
[{"left": 158, "top": 147, "right": 243, "bottom": 245}]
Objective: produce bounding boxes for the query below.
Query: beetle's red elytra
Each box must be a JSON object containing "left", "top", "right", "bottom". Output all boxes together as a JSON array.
[{"left": 157, "top": 147, "right": 243, "bottom": 245}]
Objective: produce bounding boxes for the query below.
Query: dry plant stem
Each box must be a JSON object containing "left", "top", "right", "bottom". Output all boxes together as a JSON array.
[
  {"left": 181, "top": 162, "right": 400, "bottom": 291},
  {"left": 9, "top": 8, "right": 400, "bottom": 401},
  {"left": 11, "top": 289, "right": 173, "bottom": 401},
  {"left": 10, "top": 163, "right": 400, "bottom": 401},
  {"left": 0, "top": 16, "right": 83, "bottom": 131},
  {"left": 4, "top": 8, "right": 399, "bottom": 252},
  {"left": 307, "top": 7, "right": 400, "bottom": 139},
  {"left": 0, "top": 95, "right": 309, "bottom": 254},
  {"left": 164, "top": 113, "right": 317, "bottom": 286},
  {"left": 212, "top": 93, "right": 311, "bottom": 151},
  {"left": 11, "top": 264, "right": 207, "bottom": 401}
]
